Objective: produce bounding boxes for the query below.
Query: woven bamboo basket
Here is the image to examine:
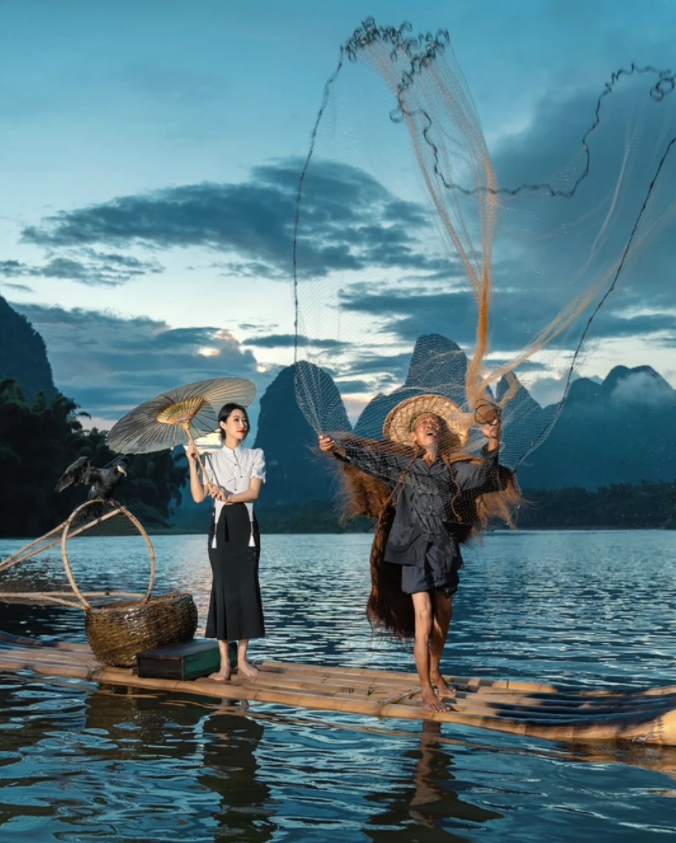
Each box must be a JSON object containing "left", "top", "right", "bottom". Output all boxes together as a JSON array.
[
  {"left": 83, "top": 592, "right": 198, "bottom": 667},
  {"left": 61, "top": 500, "right": 198, "bottom": 667}
]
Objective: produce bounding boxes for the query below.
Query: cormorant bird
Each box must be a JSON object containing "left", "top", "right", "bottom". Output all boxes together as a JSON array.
[{"left": 55, "top": 456, "right": 128, "bottom": 501}]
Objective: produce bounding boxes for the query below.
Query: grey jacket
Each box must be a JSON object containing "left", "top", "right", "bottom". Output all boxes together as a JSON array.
[{"left": 336, "top": 436, "right": 502, "bottom": 574}]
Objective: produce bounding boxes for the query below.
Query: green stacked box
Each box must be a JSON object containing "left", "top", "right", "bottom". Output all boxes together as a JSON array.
[{"left": 137, "top": 638, "right": 220, "bottom": 680}]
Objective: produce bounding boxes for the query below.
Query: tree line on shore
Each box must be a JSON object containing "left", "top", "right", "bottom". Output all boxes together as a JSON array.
[
  {"left": 0, "top": 379, "right": 186, "bottom": 538},
  {"left": 1, "top": 375, "right": 674, "bottom": 539},
  {"left": 516, "top": 482, "right": 676, "bottom": 530},
  {"left": 176, "top": 483, "right": 676, "bottom": 534}
]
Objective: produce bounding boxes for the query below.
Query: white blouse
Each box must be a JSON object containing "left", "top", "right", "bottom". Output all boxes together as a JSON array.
[{"left": 200, "top": 446, "right": 266, "bottom": 545}]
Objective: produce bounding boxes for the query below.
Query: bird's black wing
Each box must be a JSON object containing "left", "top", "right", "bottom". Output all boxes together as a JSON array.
[
  {"left": 55, "top": 457, "right": 92, "bottom": 492},
  {"left": 85, "top": 467, "right": 126, "bottom": 500}
]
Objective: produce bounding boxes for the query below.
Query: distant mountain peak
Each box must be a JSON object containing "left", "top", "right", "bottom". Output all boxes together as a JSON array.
[
  {"left": 604, "top": 365, "right": 675, "bottom": 407},
  {"left": 604, "top": 364, "right": 670, "bottom": 389},
  {"left": 253, "top": 362, "right": 349, "bottom": 506},
  {"left": 405, "top": 333, "right": 467, "bottom": 390},
  {"left": 0, "top": 295, "right": 55, "bottom": 401}
]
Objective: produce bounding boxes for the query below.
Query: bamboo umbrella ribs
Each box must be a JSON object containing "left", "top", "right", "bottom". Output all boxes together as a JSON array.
[{"left": 106, "top": 376, "right": 257, "bottom": 493}]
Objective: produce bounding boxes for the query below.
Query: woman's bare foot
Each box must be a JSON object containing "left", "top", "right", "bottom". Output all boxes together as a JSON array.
[
  {"left": 238, "top": 660, "right": 259, "bottom": 678},
  {"left": 420, "top": 688, "right": 448, "bottom": 712},
  {"left": 431, "top": 673, "right": 456, "bottom": 699},
  {"left": 209, "top": 665, "right": 231, "bottom": 682}
]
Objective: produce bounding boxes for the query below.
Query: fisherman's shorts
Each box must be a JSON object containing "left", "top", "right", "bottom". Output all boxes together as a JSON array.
[{"left": 400, "top": 544, "right": 459, "bottom": 598}]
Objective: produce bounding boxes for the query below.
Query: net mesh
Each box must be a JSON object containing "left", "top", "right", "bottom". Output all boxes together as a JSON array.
[
  {"left": 0, "top": 500, "right": 153, "bottom": 609},
  {"left": 291, "top": 19, "right": 676, "bottom": 636},
  {"left": 293, "top": 19, "right": 676, "bottom": 485}
]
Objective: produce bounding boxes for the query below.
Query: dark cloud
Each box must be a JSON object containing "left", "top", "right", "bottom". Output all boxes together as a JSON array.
[
  {"left": 10, "top": 70, "right": 676, "bottom": 399},
  {"left": 488, "top": 358, "right": 549, "bottom": 372},
  {"left": 20, "top": 159, "right": 449, "bottom": 281},
  {"left": 488, "top": 74, "right": 676, "bottom": 306},
  {"left": 590, "top": 309, "right": 676, "bottom": 340},
  {"left": 323, "top": 70, "right": 676, "bottom": 365},
  {"left": 11, "top": 303, "right": 266, "bottom": 425},
  {"left": 243, "top": 333, "right": 347, "bottom": 350},
  {"left": 342, "top": 350, "right": 413, "bottom": 385},
  {"left": 0, "top": 260, "right": 26, "bottom": 277},
  {"left": 0, "top": 281, "right": 33, "bottom": 292},
  {"left": 215, "top": 260, "right": 287, "bottom": 280},
  {"left": 339, "top": 286, "right": 492, "bottom": 347},
  {"left": 0, "top": 251, "right": 162, "bottom": 287},
  {"left": 339, "top": 281, "right": 676, "bottom": 355},
  {"left": 333, "top": 379, "right": 375, "bottom": 393}
]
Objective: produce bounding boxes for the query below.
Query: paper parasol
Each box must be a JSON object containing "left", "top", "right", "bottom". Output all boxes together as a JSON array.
[
  {"left": 106, "top": 377, "right": 256, "bottom": 494},
  {"left": 107, "top": 377, "right": 256, "bottom": 454}
]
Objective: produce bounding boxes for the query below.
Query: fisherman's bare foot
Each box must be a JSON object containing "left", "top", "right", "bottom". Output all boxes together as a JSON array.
[
  {"left": 431, "top": 674, "right": 456, "bottom": 699},
  {"left": 238, "top": 660, "right": 259, "bottom": 678},
  {"left": 421, "top": 688, "right": 448, "bottom": 712}
]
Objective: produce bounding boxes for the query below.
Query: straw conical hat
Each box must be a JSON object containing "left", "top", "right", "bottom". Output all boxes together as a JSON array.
[{"left": 383, "top": 394, "right": 470, "bottom": 446}]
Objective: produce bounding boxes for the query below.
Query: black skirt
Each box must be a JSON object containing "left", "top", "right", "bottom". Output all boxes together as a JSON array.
[{"left": 206, "top": 503, "right": 265, "bottom": 641}]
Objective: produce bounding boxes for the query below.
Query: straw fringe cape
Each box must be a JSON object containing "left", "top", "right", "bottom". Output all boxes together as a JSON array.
[{"left": 337, "top": 438, "right": 521, "bottom": 639}]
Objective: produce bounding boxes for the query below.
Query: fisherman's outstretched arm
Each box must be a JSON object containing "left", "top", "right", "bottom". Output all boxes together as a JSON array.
[
  {"left": 453, "top": 419, "right": 504, "bottom": 493},
  {"left": 319, "top": 433, "right": 413, "bottom": 483}
]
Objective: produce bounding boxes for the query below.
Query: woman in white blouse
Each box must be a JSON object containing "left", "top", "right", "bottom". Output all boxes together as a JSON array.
[{"left": 187, "top": 402, "right": 266, "bottom": 681}]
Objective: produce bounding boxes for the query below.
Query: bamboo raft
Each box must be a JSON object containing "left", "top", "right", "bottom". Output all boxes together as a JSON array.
[{"left": 1, "top": 631, "right": 675, "bottom": 746}]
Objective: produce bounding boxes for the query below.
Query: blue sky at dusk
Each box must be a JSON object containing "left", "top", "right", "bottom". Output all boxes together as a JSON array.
[{"left": 1, "top": 0, "right": 675, "bottom": 428}]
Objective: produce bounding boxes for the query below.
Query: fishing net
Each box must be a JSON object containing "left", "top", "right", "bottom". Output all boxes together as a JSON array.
[
  {"left": 292, "top": 20, "right": 676, "bottom": 636},
  {"left": 293, "top": 18, "right": 676, "bottom": 502},
  {"left": 0, "top": 500, "right": 154, "bottom": 609}
]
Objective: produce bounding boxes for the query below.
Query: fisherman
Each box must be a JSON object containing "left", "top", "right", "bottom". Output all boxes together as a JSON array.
[{"left": 319, "top": 394, "right": 510, "bottom": 712}]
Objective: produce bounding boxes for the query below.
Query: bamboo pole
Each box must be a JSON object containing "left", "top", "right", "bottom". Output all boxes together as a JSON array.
[
  {"left": 0, "top": 650, "right": 99, "bottom": 672},
  {"left": 61, "top": 501, "right": 156, "bottom": 610},
  {"left": 261, "top": 659, "right": 567, "bottom": 692},
  {"left": 261, "top": 660, "right": 676, "bottom": 698},
  {"left": 259, "top": 663, "right": 552, "bottom": 697},
  {"left": 255, "top": 667, "right": 676, "bottom": 714},
  {"left": 1, "top": 633, "right": 668, "bottom": 699},
  {"left": 0, "top": 590, "right": 145, "bottom": 601},
  {"left": 0, "top": 650, "right": 96, "bottom": 669},
  {"left": 0, "top": 593, "right": 82, "bottom": 608},
  {"left": 0, "top": 631, "right": 90, "bottom": 650},
  {"left": 3, "top": 634, "right": 675, "bottom": 705},
  {"left": 89, "top": 669, "right": 676, "bottom": 745},
  {"left": 224, "top": 677, "right": 676, "bottom": 723},
  {"left": 0, "top": 522, "right": 66, "bottom": 571},
  {"left": 0, "top": 506, "right": 122, "bottom": 574},
  {"left": 449, "top": 689, "right": 676, "bottom": 712},
  {"left": 223, "top": 674, "right": 676, "bottom": 723}
]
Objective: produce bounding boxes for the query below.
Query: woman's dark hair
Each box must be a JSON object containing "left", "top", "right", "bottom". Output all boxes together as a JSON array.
[{"left": 217, "top": 402, "right": 250, "bottom": 442}]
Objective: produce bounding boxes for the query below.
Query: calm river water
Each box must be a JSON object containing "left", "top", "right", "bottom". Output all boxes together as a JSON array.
[{"left": 1, "top": 530, "right": 676, "bottom": 842}]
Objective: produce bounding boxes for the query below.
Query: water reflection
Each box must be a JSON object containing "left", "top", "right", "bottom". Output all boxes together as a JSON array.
[
  {"left": 199, "top": 710, "right": 275, "bottom": 840},
  {"left": 365, "top": 721, "right": 502, "bottom": 841},
  {"left": 82, "top": 688, "right": 276, "bottom": 840},
  {"left": 562, "top": 740, "right": 676, "bottom": 784}
]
